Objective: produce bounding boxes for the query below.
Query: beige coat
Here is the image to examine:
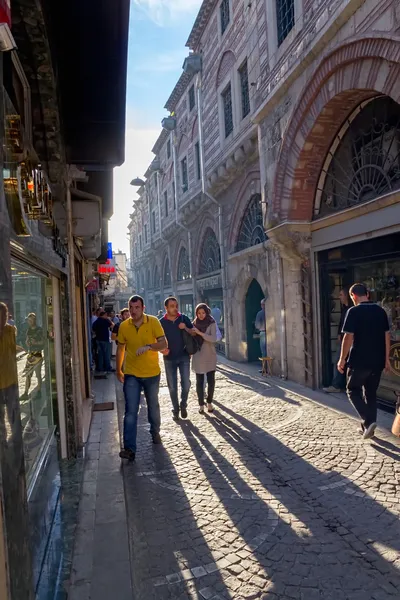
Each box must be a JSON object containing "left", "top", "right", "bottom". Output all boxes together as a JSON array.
[{"left": 192, "top": 322, "right": 217, "bottom": 374}]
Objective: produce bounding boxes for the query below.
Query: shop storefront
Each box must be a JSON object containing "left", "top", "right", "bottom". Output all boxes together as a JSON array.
[
  {"left": 179, "top": 294, "right": 194, "bottom": 320},
  {"left": 318, "top": 232, "right": 400, "bottom": 408}
]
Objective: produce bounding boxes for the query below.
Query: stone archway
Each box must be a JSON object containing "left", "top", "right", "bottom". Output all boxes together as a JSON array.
[{"left": 272, "top": 36, "right": 400, "bottom": 223}]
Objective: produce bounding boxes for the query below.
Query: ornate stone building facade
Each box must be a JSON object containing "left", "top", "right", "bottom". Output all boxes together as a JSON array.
[{"left": 131, "top": 0, "right": 400, "bottom": 406}]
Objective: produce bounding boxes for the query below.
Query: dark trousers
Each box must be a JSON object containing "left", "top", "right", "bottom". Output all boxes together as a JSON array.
[
  {"left": 164, "top": 357, "right": 191, "bottom": 413},
  {"left": 196, "top": 371, "right": 215, "bottom": 406},
  {"left": 96, "top": 340, "right": 112, "bottom": 372},
  {"left": 346, "top": 368, "right": 382, "bottom": 428}
]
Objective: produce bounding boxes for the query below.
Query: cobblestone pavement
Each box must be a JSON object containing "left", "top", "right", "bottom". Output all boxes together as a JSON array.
[{"left": 117, "top": 364, "right": 400, "bottom": 600}]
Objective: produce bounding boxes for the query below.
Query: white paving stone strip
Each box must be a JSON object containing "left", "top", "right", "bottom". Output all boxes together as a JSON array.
[
  {"left": 318, "top": 443, "right": 377, "bottom": 491},
  {"left": 153, "top": 509, "right": 279, "bottom": 588}
]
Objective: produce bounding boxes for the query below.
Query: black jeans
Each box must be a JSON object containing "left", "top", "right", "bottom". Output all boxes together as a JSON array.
[
  {"left": 346, "top": 368, "right": 382, "bottom": 428},
  {"left": 196, "top": 371, "right": 215, "bottom": 406}
]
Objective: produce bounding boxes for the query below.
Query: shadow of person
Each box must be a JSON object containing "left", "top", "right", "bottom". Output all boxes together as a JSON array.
[
  {"left": 217, "top": 364, "right": 301, "bottom": 407},
  {"left": 115, "top": 383, "right": 231, "bottom": 600},
  {"left": 370, "top": 436, "right": 400, "bottom": 461},
  {"left": 192, "top": 388, "right": 400, "bottom": 598}
]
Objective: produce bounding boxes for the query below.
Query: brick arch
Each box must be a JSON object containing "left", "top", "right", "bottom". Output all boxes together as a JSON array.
[
  {"left": 228, "top": 171, "right": 261, "bottom": 254},
  {"left": 12, "top": 0, "right": 65, "bottom": 183},
  {"left": 172, "top": 235, "right": 189, "bottom": 278},
  {"left": 194, "top": 215, "right": 219, "bottom": 275},
  {"left": 273, "top": 35, "right": 400, "bottom": 222},
  {"left": 216, "top": 50, "right": 236, "bottom": 88}
]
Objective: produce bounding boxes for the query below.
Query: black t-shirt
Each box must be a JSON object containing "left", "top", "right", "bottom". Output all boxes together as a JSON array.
[
  {"left": 92, "top": 317, "right": 111, "bottom": 342},
  {"left": 160, "top": 314, "right": 193, "bottom": 361},
  {"left": 342, "top": 302, "right": 389, "bottom": 371}
]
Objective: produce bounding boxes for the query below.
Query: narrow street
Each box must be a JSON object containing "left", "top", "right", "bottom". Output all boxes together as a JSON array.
[{"left": 70, "top": 364, "right": 400, "bottom": 600}]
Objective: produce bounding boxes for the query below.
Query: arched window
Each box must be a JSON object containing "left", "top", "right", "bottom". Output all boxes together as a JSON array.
[
  {"left": 153, "top": 265, "right": 160, "bottom": 289},
  {"left": 199, "top": 228, "right": 221, "bottom": 275},
  {"left": 177, "top": 247, "right": 191, "bottom": 281},
  {"left": 235, "top": 194, "right": 266, "bottom": 253},
  {"left": 316, "top": 96, "right": 400, "bottom": 218},
  {"left": 163, "top": 257, "right": 171, "bottom": 287}
]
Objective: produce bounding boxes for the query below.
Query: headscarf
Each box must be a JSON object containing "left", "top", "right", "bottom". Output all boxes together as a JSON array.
[{"left": 194, "top": 303, "right": 215, "bottom": 334}]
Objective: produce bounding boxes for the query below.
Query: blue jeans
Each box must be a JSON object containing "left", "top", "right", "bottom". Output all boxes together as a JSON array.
[
  {"left": 97, "top": 341, "right": 112, "bottom": 372},
  {"left": 164, "top": 357, "right": 191, "bottom": 413},
  {"left": 123, "top": 374, "right": 161, "bottom": 452}
]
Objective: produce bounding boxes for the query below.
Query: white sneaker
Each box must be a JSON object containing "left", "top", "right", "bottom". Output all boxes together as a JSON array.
[
  {"left": 323, "top": 386, "right": 341, "bottom": 393},
  {"left": 363, "top": 423, "right": 377, "bottom": 440},
  {"left": 199, "top": 406, "right": 205, "bottom": 414}
]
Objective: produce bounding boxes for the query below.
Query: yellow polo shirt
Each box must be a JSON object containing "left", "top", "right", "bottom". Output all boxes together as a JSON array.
[{"left": 117, "top": 315, "right": 165, "bottom": 378}]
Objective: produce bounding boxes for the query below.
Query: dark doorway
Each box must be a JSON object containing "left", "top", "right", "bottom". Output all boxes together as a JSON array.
[{"left": 245, "top": 279, "right": 265, "bottom": 362}]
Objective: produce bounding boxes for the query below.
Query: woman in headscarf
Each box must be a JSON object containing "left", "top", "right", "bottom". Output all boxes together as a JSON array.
[{"left": 192, "top": 303, "right": 217, "bottom": 413}]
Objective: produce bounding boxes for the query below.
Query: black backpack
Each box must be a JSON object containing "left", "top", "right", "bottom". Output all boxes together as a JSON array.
[{"left": 180, "top": 318, "right": 201, "bottom": 355}]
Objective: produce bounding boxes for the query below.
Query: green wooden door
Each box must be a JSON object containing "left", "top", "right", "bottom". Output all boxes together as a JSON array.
[{"left": 245, "top": 279, "right": 265, "bottom": 362}]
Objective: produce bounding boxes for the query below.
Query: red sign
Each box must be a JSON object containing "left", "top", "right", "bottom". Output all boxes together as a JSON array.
[
  {"left": 98, "top": 259, "right": 115, "bottom": 275},
  {"left": 0, "top": 1, "right": 11, "bottom": 27}
]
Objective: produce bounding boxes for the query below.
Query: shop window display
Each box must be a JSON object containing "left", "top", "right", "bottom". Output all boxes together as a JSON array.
[{"left": 11, "top": 259, "right": 55, "bottom": 481}]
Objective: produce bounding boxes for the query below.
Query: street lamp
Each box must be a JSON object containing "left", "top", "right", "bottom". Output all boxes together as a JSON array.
[{"left": 130, "top": 177, "right": 146, "bottom": 187}]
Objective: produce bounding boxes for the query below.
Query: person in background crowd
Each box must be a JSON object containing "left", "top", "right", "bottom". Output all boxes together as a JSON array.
[
  {"left": 255, "top": 299, "right": 267, "bottom": 360},
  {"left": 160, "top": 297, "right": 195, "bottom": 421},
  {"left": 110, "top": 310, "right": 120, "bottom": 325},
  {"left": 324, "top": 288, "right": 351, "bottom": 393},
  {"left": 7, "top": 313, "right": 15, "bottom": 328},
  {"left": 157, "top": 309, "right": 164, "bottom": 320},
  {"left": 192, "top": 303, "right": 218, "bottom": 414},
  {"left": 117, "top": 295, "right": 167, "bottom": 462},
  {"left": 338, "top": 283, "right": 391, "bottom": 440},
  {"left": 21, "top": 313, "right": 44, "bottom": 398},
  {"left": 112, "top": 308, "right": 129, "bottom": 344},
  {"left": 211, "top": 304, "right": 221, "bottom": 323},
  {"left": 92, "top": 311, "right": 114, "bottom": 374}
]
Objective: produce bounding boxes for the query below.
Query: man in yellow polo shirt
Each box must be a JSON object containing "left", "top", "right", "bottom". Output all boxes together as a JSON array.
[{"left": 116, "top": 295, "right": 167, "bottom": 461}]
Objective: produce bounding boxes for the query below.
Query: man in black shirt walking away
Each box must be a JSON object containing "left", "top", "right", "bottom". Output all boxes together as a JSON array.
[{"left": 338, "top": 283, "right": 391, "bottom": 440}]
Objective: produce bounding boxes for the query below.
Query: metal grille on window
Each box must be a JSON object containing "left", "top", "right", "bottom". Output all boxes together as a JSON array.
[
  {"left": 276, "top": 0, "right": 295, "bottom": 46},
  {"left": 222, "top": 83, "right": 233, "bottom": 138},
  {"left": 188, "top": 85, "right": 195, "bottom": 111},
  {"left": 163, "top": 258, "right": 171, "bottom": 286},
  {"left": 181, "top": 157, "right": 188, "bottom": 193},
  {"left": 177, "top": 248, "right": 191, "bottom": 281},
  {"left": 199, "top": 228, "right": 221, "bottom": 275},
  {"left": 151, "top": 210, "right": 156, "bottom": 234},
  {"left": 235, "top": 194, "right": 266, "bottom": 253},
  {"left": 239, "top": 60, "right": 250, "bottom": 119},
  {"left": 220, "top": 0, "right": 230, "bottom": 35},
  {"left": 316, "top": 96, "right": 400, "bottom": 218},
  {"left": 167, "top": 140, "right": 171, "bottom": 159}
]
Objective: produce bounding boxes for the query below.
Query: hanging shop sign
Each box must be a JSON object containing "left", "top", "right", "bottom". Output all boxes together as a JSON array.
[
  {"left": 3, "top": 98, "right": 54, "bottom": 235},
  {"left": 86, "top": 278, "right": 99, "bottom": 293},
  {"left": 98, "top": 259, "right": 116, "bottom": 275}
]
